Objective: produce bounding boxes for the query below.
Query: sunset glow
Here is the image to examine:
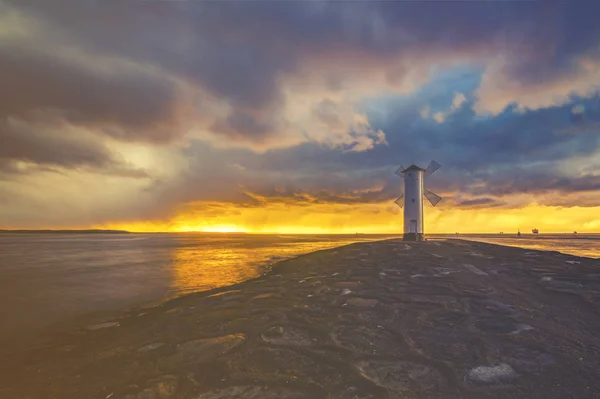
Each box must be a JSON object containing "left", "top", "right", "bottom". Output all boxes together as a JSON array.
[{"left": 96, "top": 203, "right": 600, "bottom": 235}]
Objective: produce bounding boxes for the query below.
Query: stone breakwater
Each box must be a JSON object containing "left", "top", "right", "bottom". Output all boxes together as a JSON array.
[{"left": 2, "top": 239, "right": 600, "bottom": 399}]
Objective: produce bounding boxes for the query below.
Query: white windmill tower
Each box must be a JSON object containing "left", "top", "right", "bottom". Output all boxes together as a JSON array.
[{"left": 394, "top": 161, "right": 442, "bottom": 241}]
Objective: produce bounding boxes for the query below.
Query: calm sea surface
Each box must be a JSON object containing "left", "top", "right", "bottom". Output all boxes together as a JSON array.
[
  {"left": 445, "top": 234, "right": 600, "bottom": 259},
  {"left": 0, "top": 233, "right": 398, "bottom": 343},
  {"left": 1, "top": 232, "right": 598, "bottom": 345}
]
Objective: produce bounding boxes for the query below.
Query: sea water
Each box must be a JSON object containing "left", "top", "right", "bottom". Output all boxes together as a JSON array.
[{"left": 0, "top": 233, "right": 397, "bottom": 343}]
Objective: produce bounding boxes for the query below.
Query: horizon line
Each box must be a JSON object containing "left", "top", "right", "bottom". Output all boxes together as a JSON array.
[{"left": 0, "top": 229, "right": 597, "bottom": 235}]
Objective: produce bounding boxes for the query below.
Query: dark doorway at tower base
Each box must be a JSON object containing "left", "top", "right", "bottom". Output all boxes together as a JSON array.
[{"left": 403, "top": 233, "right": 424, "bottom": 241}]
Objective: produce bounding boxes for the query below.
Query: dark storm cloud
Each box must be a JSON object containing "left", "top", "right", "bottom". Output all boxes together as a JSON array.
[
  {"left": 2, "top": 0, "right": 295, "bottom": 143},
  {"left": 0, "top": 119, "right": 149, "bottom": 179},
  {"left": 478, "top": 173, "right": 600, "bottom": 197},
  {"left": 0, "top": 120, "right": 111, "bottom": 168},
  {"left": 3, "top": 0, "right": 600, "bottom": 146},
  {"left": 0, "top": 43, "right": 181, "bottom": 143}
]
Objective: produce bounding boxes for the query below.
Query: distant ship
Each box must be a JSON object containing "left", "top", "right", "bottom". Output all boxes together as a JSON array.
[{"left": 532, "top": 228, "right": 539, "bottom": 234}]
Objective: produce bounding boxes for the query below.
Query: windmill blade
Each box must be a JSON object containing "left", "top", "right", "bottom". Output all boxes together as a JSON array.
[
  {"left": 424, "top": 189, "right": 442, "bottom": 207},
  {"left": 394, "top": 195, "right": 404, "bottom": 208},
  {"left": 394, "top": 165, "right": 406, "bottom": 177},
  {"left": 424, "top": 160, "right": 441, "bottom": 178}
]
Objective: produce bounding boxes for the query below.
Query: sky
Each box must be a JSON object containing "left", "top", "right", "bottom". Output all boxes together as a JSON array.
[{"left": 1, "top": 0, "right": 600, "bottom": 234}]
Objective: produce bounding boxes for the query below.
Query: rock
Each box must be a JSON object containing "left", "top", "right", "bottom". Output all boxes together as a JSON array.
[{"left": 468, "top": 363, "right": 518, "bottom": 383}]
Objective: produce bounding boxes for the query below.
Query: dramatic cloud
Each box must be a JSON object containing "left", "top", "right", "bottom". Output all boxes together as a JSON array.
[{"left": 1, "top": 0, "right": 600, "bottom": 232}]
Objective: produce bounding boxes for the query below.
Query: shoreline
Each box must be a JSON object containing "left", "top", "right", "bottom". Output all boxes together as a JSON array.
[{"left": 3, "top": 238, "right": 600, "bottom": 398}]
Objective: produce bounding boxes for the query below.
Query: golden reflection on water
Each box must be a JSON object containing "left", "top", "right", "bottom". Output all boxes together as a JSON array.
[
  {"left": 171, "top": 247, "right": 261, "bottom": 295},
  {"left": 169, "top": 235, "right": 387, "bottom": 295}
]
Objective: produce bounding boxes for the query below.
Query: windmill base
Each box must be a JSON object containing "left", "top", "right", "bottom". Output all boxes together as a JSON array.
[{"left": 403, "top": 233, "right": 424, "bottom": 241}]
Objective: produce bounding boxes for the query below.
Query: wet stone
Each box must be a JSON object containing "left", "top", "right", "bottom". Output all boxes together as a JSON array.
[
  {"left": 467, "top": 363, "right": 518, "bottom": 384},
  {"left": 261, "top": 326, "right": 312, "bottom": 346},
  {"left": 197, "top": 386, "right": 307, "bottom": 399},
  {"left": 356, "top": 360, "right": 444, "bottom": 393}
]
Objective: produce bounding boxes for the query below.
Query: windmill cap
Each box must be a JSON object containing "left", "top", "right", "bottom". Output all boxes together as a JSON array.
[{"left": 401, "top": 164, "right": 426, "bottom": 173}]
